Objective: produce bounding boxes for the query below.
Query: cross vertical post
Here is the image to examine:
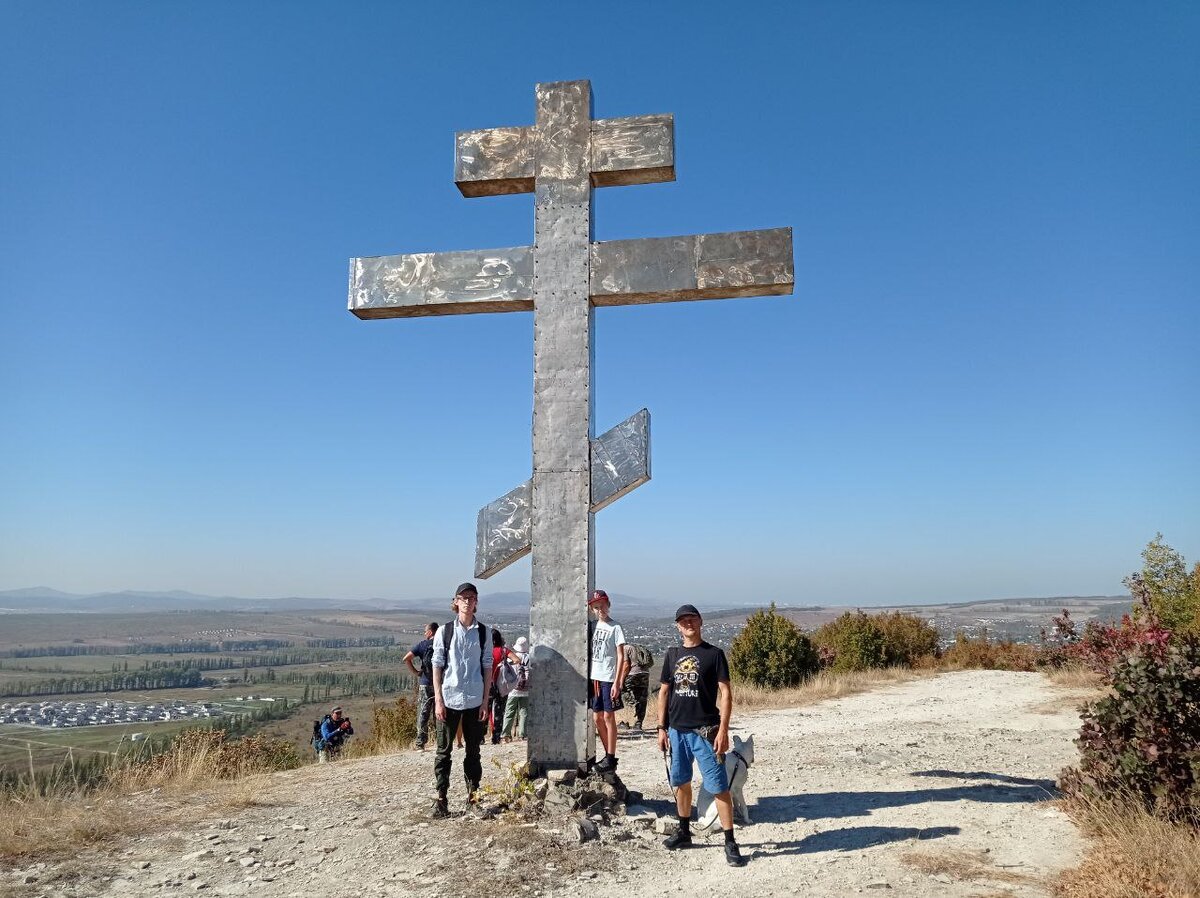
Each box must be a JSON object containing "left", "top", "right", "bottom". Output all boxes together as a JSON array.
[{"left": 529, "top": 81, "right": 595, "bottom": 768}]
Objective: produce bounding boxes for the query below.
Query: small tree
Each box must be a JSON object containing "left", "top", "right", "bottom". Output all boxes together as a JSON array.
[
  {"left": 730, "top": 603, "right": 818, "bottom": 688},
  {"left": 1129, "top": 534, "right": 1200, "bottom": 633}
]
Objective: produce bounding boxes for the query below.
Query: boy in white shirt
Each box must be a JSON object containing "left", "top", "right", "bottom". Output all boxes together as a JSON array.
[{"left": 588, "top": 589, "right": 626, "bottom": 772}]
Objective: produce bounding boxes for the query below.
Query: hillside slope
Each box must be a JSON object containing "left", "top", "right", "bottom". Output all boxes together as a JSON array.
[{"left": 8, "top": 670, "right": 1086, "bottom": 897}]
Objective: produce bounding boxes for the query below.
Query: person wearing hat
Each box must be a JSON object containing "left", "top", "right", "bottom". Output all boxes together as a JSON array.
[
  {"left": 430, "top": 582, "right": 494, "bottom": 817},
  {"left": 501, "top": 636, "right": 531, "bottom": 741},
  {"left": 318, "top": 705, "right": 354, "bottom": 760},
  {"left": 588, "top": 589, "right": 626, "bottom": 773},
  {"left": 656, "top": 604, "right": 747, "bottom": 867}
]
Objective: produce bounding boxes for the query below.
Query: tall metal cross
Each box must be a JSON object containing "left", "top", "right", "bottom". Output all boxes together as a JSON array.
[{"left": 348, "top": 80, "right": 792, "bottom": 771}]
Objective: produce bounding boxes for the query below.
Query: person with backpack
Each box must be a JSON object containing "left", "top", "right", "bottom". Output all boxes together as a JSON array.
[
  {"left": 404, "top": 621, "right": 439, "bottom": 751},
  {"left": 488, "top": 629, "right": 507, "bottom": 745},
  {"left": 501, "top": 636, "right": 531, "bottom": 741},
  {"left": 622, "top": 642, "right": 654, "bottom": 730},
  {"left": 314, "top": 706, "right": 354, "bottom": 762},
  {"left": 588, "top": 589, "right": 626, "bottom": 773},
  {"left": 430, "top": 582, "right": 493, "bottom": 818}
]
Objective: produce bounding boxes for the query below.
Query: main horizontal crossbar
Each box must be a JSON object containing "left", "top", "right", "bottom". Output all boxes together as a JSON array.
[
  {"left": 454, "top": 114, "right": 674, "bottom": 197},
  {"left": 349, "top": 228, "right": 792, "bottom": 318}
]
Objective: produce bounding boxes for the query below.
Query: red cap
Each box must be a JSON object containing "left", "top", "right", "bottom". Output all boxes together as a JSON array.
[{"left": 588, "top": 589, "right": 609, "bottom": 605}]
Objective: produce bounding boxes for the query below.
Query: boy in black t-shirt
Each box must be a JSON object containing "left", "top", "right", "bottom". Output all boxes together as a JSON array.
[
  {"left": 403, "top": 622, "right": 439, "bottom": 750},
  {"left": 656, "top": 604, "right": 747, "bottom": 867}
]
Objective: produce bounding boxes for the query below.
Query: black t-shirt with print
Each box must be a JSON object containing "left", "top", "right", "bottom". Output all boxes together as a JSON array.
[{"left": 660, "top": 640, "right": 730, "bottom": 731}]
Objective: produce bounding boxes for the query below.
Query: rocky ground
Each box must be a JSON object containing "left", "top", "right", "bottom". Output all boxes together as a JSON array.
[{"left": 6, "top": 670, "right": 1089, "bottom": 897}]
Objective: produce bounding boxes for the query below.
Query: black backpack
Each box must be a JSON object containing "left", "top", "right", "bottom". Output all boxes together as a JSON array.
[{"left": 311, "top": 717, "right": 326, "bottom": 751}]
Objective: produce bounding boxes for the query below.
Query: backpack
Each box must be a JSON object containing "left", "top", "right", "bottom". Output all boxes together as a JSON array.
[
  {"left": 310, "top": 718, "right": 326, "bottom": 751},
  {"left": 513, "top": 654, "right": 529, "bottom": 692},
  {"left": 631, "top": 644, "right": 653, "bottom": 670},
  {"left": 440, "top": 619, "right": 489, "bottom": 671},
  {"left": 495, "top": 657, "right": 520, "bottom": 696}
]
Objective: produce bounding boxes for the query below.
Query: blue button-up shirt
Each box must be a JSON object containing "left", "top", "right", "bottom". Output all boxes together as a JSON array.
[{"left": 432, "top": 617, "right": 493, "bottom": 711}]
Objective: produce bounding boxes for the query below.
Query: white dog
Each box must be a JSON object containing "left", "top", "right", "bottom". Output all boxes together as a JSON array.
[{"left": 695, "top": 733, "right": 754, "bottom": 831}]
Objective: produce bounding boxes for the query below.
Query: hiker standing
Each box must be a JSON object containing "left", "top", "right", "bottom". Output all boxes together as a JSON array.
[
  {"left": 588, "top": 589, "right": 626, "bottom": 773},
  {"left": 657, "top": 604, "right": 746, "bottom": 867},
  {"left": 318, "top": 706, "right": 354, "bottom": 761},
  {"left": 621, "top": 642, "right": 653, "bottom": 730},
  {"left": 488, "top": 629, "right": 508, "bottom": 745},
  {"left": 431, "top": 582, "right": 493, "bottom": 817},
  {"left": 502, "top": 636, "right": 531, "bottom": 741},
  {"left": 404, "top": 621, "right": 439, "bottom": 751}
]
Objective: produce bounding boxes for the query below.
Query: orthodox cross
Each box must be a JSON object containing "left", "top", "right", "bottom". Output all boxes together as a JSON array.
[{"left": 348, "top": 80, "right": 792, "bottom": 771}]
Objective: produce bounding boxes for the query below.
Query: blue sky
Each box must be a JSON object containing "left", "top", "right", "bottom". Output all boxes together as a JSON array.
[{"left": 2, "top": 2, "right": 1196, "bottom": 606}]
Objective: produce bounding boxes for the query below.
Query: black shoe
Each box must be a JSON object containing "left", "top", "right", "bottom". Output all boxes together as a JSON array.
[
  {"left": 596, "top": 754, "right": 614, "bottom": 772},
  {"left": 724, "top": 841, "right": 746, "bottom": 867},
  {"left": 634, "top": 720, "right": 644, "bottom": 730},
  {"left": 663, "top": 830, "right": 693, "bottom": 850},
  {"left": 430, "top": 796, "right": 449, "bottom": 818}
]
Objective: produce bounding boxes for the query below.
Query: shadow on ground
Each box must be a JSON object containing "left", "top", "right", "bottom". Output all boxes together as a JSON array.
[
  {"left": 740, "top": 825, "right": 962, "bottom": 856},
  {"left": 752, "top": 780, "right": 1056, "bottom": 825},
  {"left": 912, "top": 768, "right": 1059, "bottom": 790}
]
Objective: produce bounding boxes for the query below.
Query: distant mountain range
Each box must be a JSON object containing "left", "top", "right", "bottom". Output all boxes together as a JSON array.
[{"left": 0, "top": 587, "right": 1130, "bottom": 619}]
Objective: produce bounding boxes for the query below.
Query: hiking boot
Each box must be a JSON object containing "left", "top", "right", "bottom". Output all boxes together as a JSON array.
[
  {"left": 634, "top": 720, "right": 644, "bottom": 730},
  {"left": 430, "top": 796, "right": 449, "bottom": 819},
  {"left": 724, "top": 841, "right": 747, "bottom": 867},
  {"left": 595, "top": 754, "right": 613, "bottom": 772},
  {"left": 662, "top": 830, "right": 693, "bottom": 850}
]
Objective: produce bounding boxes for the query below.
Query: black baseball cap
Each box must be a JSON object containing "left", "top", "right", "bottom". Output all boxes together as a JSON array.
[
  {"left": 674, "top": 604, "right": 702, "bottom": 621},
  {"left": 455, "top": 582, "right": 478, "bottom": 596}
]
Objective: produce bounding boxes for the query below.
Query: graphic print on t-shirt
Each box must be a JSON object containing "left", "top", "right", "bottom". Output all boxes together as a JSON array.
[{"left": 672, "top": 653, "right": 700, "bottom": 698}]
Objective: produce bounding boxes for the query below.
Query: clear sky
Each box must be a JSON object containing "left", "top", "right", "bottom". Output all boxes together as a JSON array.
[{"left": 2, "top": 2, "right": 1196, "bottom": 607}]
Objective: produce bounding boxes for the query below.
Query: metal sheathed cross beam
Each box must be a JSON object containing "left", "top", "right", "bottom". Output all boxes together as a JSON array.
[{"left": 348, "top": 81, "right": 793, "bottom": 771}]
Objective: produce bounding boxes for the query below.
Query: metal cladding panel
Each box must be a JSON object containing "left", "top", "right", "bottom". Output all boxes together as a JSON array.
[
  {"left": 590, "top": 114, "right": 675, "bottom": 187},
  {"left": 475, "top": 481, "right": 532, "bottom": 579},
  {"left": 589, "top": 227, "right": 794, "bottom": 306},
  {"left": 455, "top": 126, "right": 535, "bottom": 197},
  {"left": 590, "top": 408, "right": 651, "bottom": 512},
  {"left": 528, "top": 470, "right": 592, "bottom": 769},
  {"left": 349, "top": 247, "right": 534, "bottom": 318},
  {"left": 475, "top": 409, "right": 651, "bottom": 578}
]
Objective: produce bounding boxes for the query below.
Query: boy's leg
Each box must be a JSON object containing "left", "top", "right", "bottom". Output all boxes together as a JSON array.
[
  {"left": 433, "top": 706, "right": 460, "bottom": 798},
  {"left": 602, "top": 710, "right": 618, "bottom": 756},
  {"left": 415, "top": 685, "right": 433, "bottom": 748},
  {"left": 461, "top": 706, "right": 486, "bottom": 794},
  {"left": 515, "top": 697, "right": 527, "bottom": 738}
]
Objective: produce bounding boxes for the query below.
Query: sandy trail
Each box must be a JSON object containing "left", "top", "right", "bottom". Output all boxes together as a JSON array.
[{"left": 8, "top": 670, "right": 1087, "bottom": 897}]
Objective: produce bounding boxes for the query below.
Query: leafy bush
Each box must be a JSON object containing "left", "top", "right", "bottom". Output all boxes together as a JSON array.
[
  {"left": 730, "top": 604, "right": 818, "bottom": 688},
  {"left": 940, "top": 630, "right": 1038, "bottom": 671},
  {"left": 812, "top": 612, "right": 886, "bottom": 672},
  {"left": 874, "top": 612, "right": 940, "bottom": 666},
  {"left": 1061, "top": 636, "right": 1199, "bottom": 828}
]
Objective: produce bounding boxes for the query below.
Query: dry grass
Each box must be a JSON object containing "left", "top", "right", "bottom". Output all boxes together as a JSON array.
[
  {"left": 733, "top": 667, "right": 930, "bottom": 712},
  {"left": 1055, "top": 794, "right": 1200, "bottom": 898},
  {"left": 902, "top": 847, "right": 1038, "bottom": 886},
  {"left": 0, "top": 789, "right": 149, "bottom": 863},
  {"left": 1042, "top": 667, "right": 1106, "bottom": 690}
]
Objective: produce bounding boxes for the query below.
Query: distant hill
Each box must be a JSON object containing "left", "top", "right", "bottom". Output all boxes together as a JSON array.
[{"left": 0, "top": 587, "right": 1130, "bottom": 623}]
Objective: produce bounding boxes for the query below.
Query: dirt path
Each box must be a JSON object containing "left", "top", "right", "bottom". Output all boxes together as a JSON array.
[{"left": 9, "top": 670, "right": 1087, "bottom": 897}]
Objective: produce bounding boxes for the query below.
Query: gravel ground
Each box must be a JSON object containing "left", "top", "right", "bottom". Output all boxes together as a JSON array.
[{"left": 6, "top": 670, "right": 1087, "bottom": 898}]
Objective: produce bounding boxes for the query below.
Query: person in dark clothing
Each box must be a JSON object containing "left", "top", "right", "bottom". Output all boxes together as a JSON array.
[
  {"left": 656, "top": 604, "right": 746, "bottom": 867},
  {"left": 621, "top": 643, "right": 653, "bottom": 730},
  {"left": 404, "top": 622, "right": 439, "bottom": 751},
  {"left": 319, "top": 706, "right": 354, "bottom": 760},
  {"left": 488, "top": 629, "right": 507, "bottom": 745}
]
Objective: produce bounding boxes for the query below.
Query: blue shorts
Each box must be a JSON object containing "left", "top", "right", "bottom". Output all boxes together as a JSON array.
[
  {"left": 590, "top": 681, "right": 616, "bottom": 712},
  {"left": 668, "top": 728, "right": 730, "bottom": 794}
]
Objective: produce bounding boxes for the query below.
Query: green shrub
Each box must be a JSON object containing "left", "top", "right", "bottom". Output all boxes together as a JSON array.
[
  {"left": 812, "top": 611, "right": 886, "bottom": 672},
  {"left": 730, "top": 604, "right": 818, "bottom": 688},
  {"left": 939, "top": 630, "right": 1038, "bottom": 671},
  {"left": 1061, "top": 635, "right": 1199, "bottom": 827},
  {"left": 874, "top": 612, "right": 941, "bottom": 666}
]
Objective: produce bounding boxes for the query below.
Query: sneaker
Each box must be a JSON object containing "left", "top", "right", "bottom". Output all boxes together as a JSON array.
[
  {"left": 662, "top": 830, "right": 693, "bottom": 850},
  {"left": 596, "top": 754, "right": 614, "bottom": 772},
  {"left": 724, "top": 841, "right": 747, "bottom": 867},
  {"left": 430, "top": 796, "right": 449, "bottom": 818}
]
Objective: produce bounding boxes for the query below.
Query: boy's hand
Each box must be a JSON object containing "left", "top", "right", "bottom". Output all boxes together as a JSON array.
[{"left": 657, "top": 728, "right": 669, "bottom": 752}]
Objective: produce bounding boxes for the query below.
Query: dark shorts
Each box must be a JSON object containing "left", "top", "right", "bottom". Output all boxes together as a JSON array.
[{"left": 590, "top": 680, "right": 616, "bottom": 712}]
